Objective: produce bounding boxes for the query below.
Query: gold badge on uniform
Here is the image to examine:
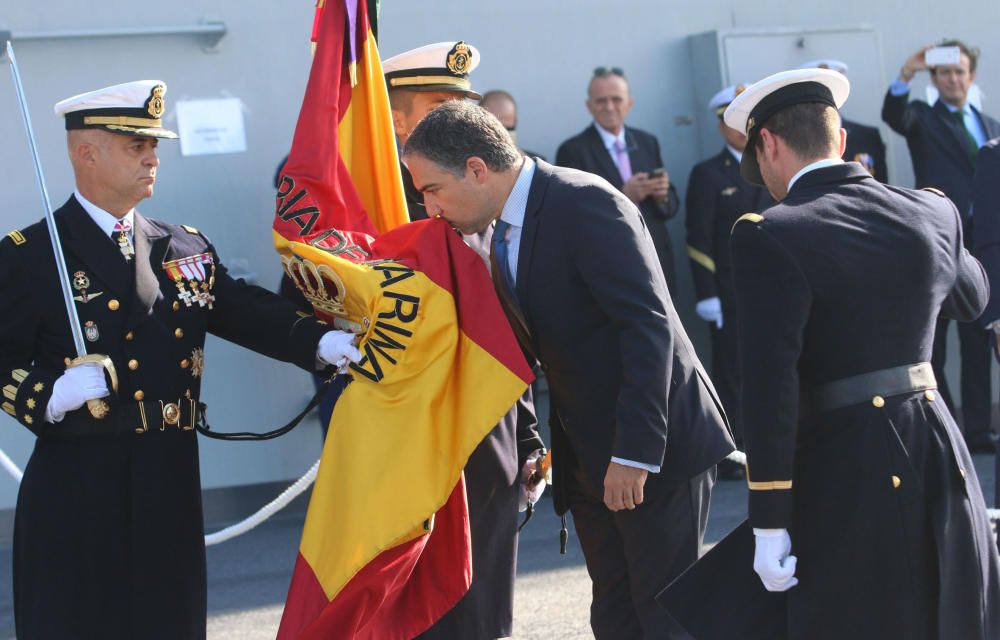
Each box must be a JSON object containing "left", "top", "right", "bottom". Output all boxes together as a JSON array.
[
  {"left": 84, "top": 321, "right": 99, "bottom": 342},
  {"left": 447, "top": 42, "right": 472, "bottom": 74},
  {"left": 72, "top": 270, "right": 103, "bottom": 303},
  {"left": 146, "top": 84, "right": 166, "bottom": 118}
]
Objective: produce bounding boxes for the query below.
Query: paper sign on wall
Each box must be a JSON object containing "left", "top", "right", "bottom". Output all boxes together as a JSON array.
[{"left": 175, "top": 98, "right": 247, "bottom": 156}]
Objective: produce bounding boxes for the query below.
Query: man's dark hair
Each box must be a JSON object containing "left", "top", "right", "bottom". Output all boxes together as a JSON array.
[
  {"left": 403, "top": 101, "right": 521, "bottom": 176},
  {"left": 753, "top": 102, "right": 840, "bottom": 161},
  {"left": 931, "top": 39, "right": 980, "bottom": 74}
]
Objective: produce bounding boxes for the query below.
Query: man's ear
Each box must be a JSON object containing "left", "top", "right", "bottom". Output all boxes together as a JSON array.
[
  {"left": 467, "top": 156, "right": 489, "bottom": 183},
  {"left": 390, "top": 109, "right": 407, "bottom": 138},
  {"left": 837, "top": 127, "right": 847, "bottom": 157},
  {"left": 73, "top": 141, "right": 97, "bottom": 167}
]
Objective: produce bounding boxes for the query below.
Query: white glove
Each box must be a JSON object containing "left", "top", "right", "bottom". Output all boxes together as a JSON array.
[
  {"left": 46, "top": 362, "right": 110, "bottom": 423},
  {"left": 519, "top": 450, "right": 547, "bottom": 512},
  {"left": 753, "top": 528, "right": 799, "bottom": 592},
  {"left": 317, "top": 330, "right": 363, "bottom": 373},
  {"left": 696, "top": 297, "right": 723, "bottom": 329}
]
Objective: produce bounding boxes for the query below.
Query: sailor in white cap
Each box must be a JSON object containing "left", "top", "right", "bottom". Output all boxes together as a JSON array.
[
  {"left": 2, "top": 80, "right": 362, "bottom": 639},
  {"left": 707, "top": 67, "right": 1000, "bottom": 637},
  {"left": 384, "top": 41, "right": 482, "bottom": 221},
  {"left": 799, "top": 58, "right": 889, "bottom": 181},
  {"left": 684, "top": 84, "right": 772, "bottom": 482}
]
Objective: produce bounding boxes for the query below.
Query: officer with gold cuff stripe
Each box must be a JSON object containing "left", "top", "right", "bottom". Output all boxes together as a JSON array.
[{"left": 718, "top": 68, "right": 1000, "bottom": 638}]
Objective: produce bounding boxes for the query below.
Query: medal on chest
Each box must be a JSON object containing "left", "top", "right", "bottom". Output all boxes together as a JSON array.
[{"left": 162, "top": 253, "right": 216, "bottom": 309}]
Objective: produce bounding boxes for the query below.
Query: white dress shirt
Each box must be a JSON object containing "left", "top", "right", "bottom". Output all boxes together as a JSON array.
[
  {"left": 75, "top": 190, "right": 135, "bottom": 243},
  {"left": 787, "top": 158, "right": 844, "bottom": 193},
  {"left": 495, "top": 157, "right": 659, "bottom": 474}
]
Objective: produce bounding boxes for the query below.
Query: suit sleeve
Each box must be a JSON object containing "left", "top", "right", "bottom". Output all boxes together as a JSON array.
[
  {"left": 514, "top": 386, "right": 544, "bottom": 468},
  {"left": 0, "top": 237, "right": 59, "bottom": 434},
  {"left": 881, "top": 88, "right": 917, "bottom": 136},
  {"left": 973, "top": 144, "right": 1000, "bottom": 327},
  {"left": 201, "top": 235, "right": 329, "bottom": 373},
  {"left": 570, "top": 187, "right": 673, "bottom": 467},
  {"left": 555, "top": 140, "right": 578, "bottom": 170},
  {"left": 684, "top": 164, "right": 720, "bottom": 301},
  {"left": 644, "top": 136, "right": 679, "bottom": 221},
  {"left": 937, "top": 191, "right": 988, "bottom": 322},
  {"left": 731, "top": 218, "right": 812, "bottom": 529}
]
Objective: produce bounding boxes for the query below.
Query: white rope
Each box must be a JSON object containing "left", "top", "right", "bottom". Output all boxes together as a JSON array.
[
  {"left": 0, "top": 446, "right": 23, "bottom": 482},
  {"left": 204, "top": 458, "right": 320, "bottom": 546}
]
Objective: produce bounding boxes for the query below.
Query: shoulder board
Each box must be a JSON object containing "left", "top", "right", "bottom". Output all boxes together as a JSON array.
[
  {"left": 731, "top": 213, "right": 764, "bottom": 234},
  {"left": 921, "top": 187, "right": 946, "bottom": 198},
  {"left": 6, "top": 230, "right": 26, "bottom": 246},
  {"left": 181, "top": 225, "right": 200, "bottom": 235}
]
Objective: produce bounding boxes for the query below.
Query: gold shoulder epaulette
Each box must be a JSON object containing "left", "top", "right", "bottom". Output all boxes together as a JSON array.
[
  {"left": 6, "top": 230, "right": 26, "bottom": 246},
  {"left": 732, "top": 212, "right": 764, "bottom": 234},
  {"left": 181, "top": 225, "right": 199, "bottom": 235},
  {"left": 921, "top": 187, "right": 946, "bottom": 198}
]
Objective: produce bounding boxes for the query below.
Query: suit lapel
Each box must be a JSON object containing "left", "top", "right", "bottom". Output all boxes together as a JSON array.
[
  {"left": 58, "top": 196, "right": 133, "bottom": 298},
  {"left": 584, "top": 125, "right": 624, "bottom": 188},
  {"left": 128, "top": 212, "right": 169, "bottom": 327},
  {"left": 514, "top": 162, "right": 552, "bottom": 333},
  {"left": 972, "top": 105, "right": 1000, "bottom": 141},
  {"left": 933, "top": 100, "right": 975, "bottom": 170}
]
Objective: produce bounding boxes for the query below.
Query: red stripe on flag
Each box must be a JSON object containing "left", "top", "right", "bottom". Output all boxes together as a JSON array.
[{"left": 278, "top": 478, "right": 472, "bottom": 639}]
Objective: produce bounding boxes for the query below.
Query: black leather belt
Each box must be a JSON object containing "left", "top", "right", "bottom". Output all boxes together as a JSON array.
[
  {"left": 802, "top": 362, "right": 937, "bottom": 413},
  {"left": 55, "top": 398, "right": 201, "bottom": 436}
]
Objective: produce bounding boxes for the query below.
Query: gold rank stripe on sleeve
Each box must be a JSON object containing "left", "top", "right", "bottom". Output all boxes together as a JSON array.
[
  {"left": 747, "top": 478, "right": 793, "bottom": 491},
  {"left": 686, "top": 246, "right": 717, "bottom": 273},
  {"left": 732, "top": 212, "right": 764, "bottom": 234},
  {"left": 6, "top": 230, "right": 26, "bottom": 245}
]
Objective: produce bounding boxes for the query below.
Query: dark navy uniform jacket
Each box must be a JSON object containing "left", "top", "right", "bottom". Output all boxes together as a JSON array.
[
  {"left": 882, "top": 89, "right": 1000, "bottom": 231},
  {"left": 974, "top": 138, "right": 1000, "bottom": 327},
  {"left": 1, "top": 195, "right": 328, "bottom": 640},
  {"left": 842, "top": 117, "right": 888, "bottom": 183},
  {"left": 685, "top": 147, "right": 772, "bottom": 306},
  {"left": 732, "top": 162, "right": 1000, "bottom": 639}
]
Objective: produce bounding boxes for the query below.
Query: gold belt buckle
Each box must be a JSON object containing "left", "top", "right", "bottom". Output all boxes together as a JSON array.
[{"left": 161, "top": 401, "right": 181, "bottom": 431}]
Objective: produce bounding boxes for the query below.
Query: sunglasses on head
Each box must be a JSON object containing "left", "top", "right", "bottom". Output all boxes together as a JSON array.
[{"left": 592, "top": 66, "right": 625, "bottom": 78}]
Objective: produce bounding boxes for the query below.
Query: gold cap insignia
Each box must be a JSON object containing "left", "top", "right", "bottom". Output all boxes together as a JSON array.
[
  {"left": 447, "top": 42, "right": 473, "bottom": 75},
  {"left": 735, "top": 84, "right": 746, "bottom": 96},
  {"left": 146, "top": 84, "right": 166, "bottom": 118}
]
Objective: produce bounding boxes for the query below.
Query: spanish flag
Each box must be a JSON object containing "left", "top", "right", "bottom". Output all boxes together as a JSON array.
[{"left": 273, "top": 2, "right": 532, "bottom": 638}]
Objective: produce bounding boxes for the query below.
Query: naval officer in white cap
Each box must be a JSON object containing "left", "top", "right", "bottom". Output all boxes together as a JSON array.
[
  {"left": 718, "top": 67, "right": 999, "bottom": 638},
  {"left": 1, "top": 80, "right": 362, "bottom": 640},
  {"left": 383, "top": 41, "right": 482, "bottom": 221}
]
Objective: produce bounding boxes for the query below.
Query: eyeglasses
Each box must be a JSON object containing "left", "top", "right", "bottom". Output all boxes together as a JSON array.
[{"left": 592, "top": 66, "right": 625, "bottom": 78}]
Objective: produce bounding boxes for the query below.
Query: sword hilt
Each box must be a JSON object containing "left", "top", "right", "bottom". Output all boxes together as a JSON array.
[{"left": 67, "top": 354, "right": 119, "bottom": 420}]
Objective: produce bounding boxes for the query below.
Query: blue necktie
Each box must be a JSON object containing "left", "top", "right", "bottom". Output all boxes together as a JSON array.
[{"left": 492, "top": 219, "right": 516, "bottom": 298}]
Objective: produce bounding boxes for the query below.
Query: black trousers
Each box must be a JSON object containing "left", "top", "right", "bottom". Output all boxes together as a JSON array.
[
  {"left": 932, "top": 315, "right": 995, "bottom": 443},
  {"left": 709, "top": 312, "right": 741, "bottom": 443},
  {"left": 568, "top": 465, "right": 715, "bottom": 639}
]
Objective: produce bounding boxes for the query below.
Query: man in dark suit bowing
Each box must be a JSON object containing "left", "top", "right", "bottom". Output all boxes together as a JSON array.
[
  {"left": 403, "top": 101, "right": 734, "bottom": 639},
  {"left": 883, "top": 39, "right": 1000, "bottom": 452},
  {"left": 556, "top": 67, "right": 680, "bottom": 290}
]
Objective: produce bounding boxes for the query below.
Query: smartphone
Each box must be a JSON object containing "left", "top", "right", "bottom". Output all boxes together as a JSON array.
[
  {"left": 649, "top": 168, "right": 666, "bottom": 178},
  {"left": 925, "top": 46, "right": 961, "bottom": 67}
]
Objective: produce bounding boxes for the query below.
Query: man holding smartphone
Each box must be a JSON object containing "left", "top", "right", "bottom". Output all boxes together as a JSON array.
[
  {"left": 883, "top": 40, "right": 1000, "bottom": 453},
  {"left": 556, "top": 67, "right": 679, "bottom": 289}
]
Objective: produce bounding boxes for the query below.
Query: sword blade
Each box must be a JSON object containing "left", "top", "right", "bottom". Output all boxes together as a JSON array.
[{"left": 6, "top": 41, "right": 88, "bottom": 357}]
